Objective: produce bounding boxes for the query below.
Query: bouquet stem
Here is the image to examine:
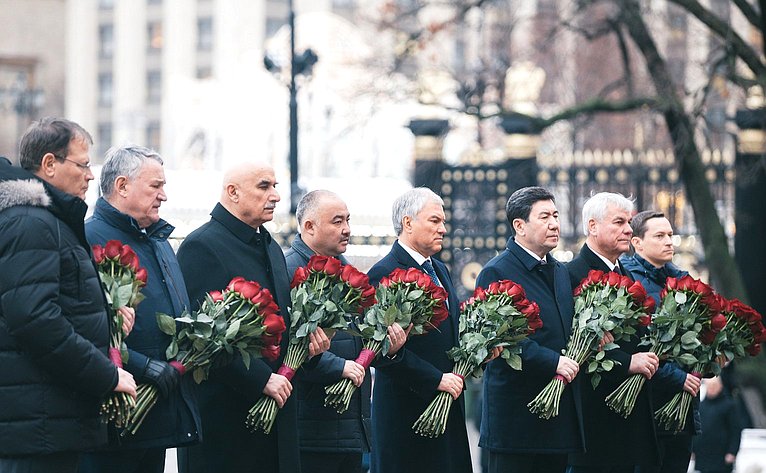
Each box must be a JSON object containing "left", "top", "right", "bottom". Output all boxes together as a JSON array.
[
  {"left": 324, "top": 339, "right": 382, "bottom": 414},
  {"left": 527, "top": 329, "right": 594, "bottom": 419},
  {"left": 605, "top": 374, "right": 647, "bottom": 418},
  {"left": 246, "top": 341, "right": 308, "bottom": 434},
  {"left": 122, "top": 383, "right": 159, "bottom": 436},
  {"left": 412, "top": 359, "right": 473, "bottom": 438},
  {"left": 654, "top": 368, "right": 701, "bottom": 433}
]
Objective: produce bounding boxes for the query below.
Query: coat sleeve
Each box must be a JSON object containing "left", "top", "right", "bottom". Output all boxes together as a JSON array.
[
  {"left": 177, "top": 235, "right": 273, "bottom": 399},
  {"left": 300, "top": 350, "right": 346, "bottom": 385},
  {"left": 375, "top": 347, "right": 444, "bottom": 399},
  {"left": 0, "top": 214, "right": 117, "bottom": 397}
]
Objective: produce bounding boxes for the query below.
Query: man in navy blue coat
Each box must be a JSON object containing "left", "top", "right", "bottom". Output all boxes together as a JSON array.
[
  {"left": 565, "top": 192, "right": 660, "bottom": 473},
  {"left": 477, "top": 186, "right": 584, "bottom": 473},
  {"left": 367, "top": 187, "right": 472, "bottom": 473}
]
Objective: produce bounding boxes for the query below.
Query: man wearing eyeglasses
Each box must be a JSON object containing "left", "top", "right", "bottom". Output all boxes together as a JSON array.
[{"left": 0, "top": 117, "right": 137, "bottom": 472}]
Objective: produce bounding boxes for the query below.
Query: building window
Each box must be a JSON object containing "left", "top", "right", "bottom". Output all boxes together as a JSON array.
[
  {"left": 98, "top": 73, "right": 113, "bottom": 107},
  {"left": 146, "top": 122, "right": 161, "bottom": 151},
  {"left": 146, "top": 70, "right": 162, "bottom": 104},
  {"left": 97, "top": 123, "right": 112, "bottom": 159},
  {"left": 99, "top": 24, "right": 114, "bottom": 58},
  {"left": 147, "top": 21, "right": 163, "bottom": 52},
  {"left": 197, "top": 17, "right": 213, "bottom": 51}
]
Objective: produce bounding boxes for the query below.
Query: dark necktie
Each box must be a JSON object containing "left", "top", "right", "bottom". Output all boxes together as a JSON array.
[{"left": 422, "top": 259, "right": 441, "bottom": 287}]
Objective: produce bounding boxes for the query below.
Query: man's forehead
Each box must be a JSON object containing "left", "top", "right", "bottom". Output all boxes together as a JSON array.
[{"left": 532, "top": 199, "right": 557, "bottom": 213}]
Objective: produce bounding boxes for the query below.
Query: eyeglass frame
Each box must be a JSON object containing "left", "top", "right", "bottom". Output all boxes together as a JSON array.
[{"left": 53, "top": 154, "right": 92, "bottom": 170}]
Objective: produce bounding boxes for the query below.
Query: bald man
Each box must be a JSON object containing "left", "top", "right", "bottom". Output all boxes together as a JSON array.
[{"left": 176, "top": 163, "right": 329, "bottom": 473}]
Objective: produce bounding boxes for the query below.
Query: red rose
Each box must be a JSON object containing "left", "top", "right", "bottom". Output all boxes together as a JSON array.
[
  {"left": 403, "top": 268, "right": 423, "bottom": 284},
  {"left": 660, "top": 288, "right": 668, "bottom": 300},
  {"left": 709, "top": 313, "right": 727, "bottom": 333},
  {"left": 233, "top": 280, "right": 260, "bottom": 300},
  {"left": 487, "top": 281, "right": 501, "bottom": 295},
  {"left": 104, "top": 240, "right": 122, "bottom": 260},
  {"left": 606, "top": 271, "right": 622, "bottom": 288},
  {"left": 747, "top": 343, "right": 762, "bottom": 356},
  {"left": 361, "top": 285, "right": 376, "bottom": 303},
  {"left": 472, "top": 286, "right": 487, "bottom": 301},
  {"left": 666, "top": 278, "right": 678, "bottom": 291},
  {"left": 307, "top": 255, "right": 329, "bottom": 273},
  {"left": 528, "top": 315, "right": 543, "bottom": 331},
  {"left": 431, "top": 286, "right": 448, "bottom": 304},
  {"left": 416, "top": 272, "right": 434, "bottom": 289},
  {"left": 627, "top": 281, "right": 647, "bottom": 304},
  {"left": 379, "top": 277, "right": 392, "bottom": 287},
  {"left": 340, "top": 265, "right": 369, "bottom": 287},
  {"left": 573, "top": 285, "right": 583, "bottom": 297},
  {"left": 501, "top": 281, "right": 525, "bottom": 302},
  {"left": 263, "top": 313, "right": 286, "bottom": 344},
  {"left": 261, "top": 344, "right": 281, "bottom": 362},
  {"left": 250, "top": 288, "right": 274, "bottom": 307},
  {"left": 92, "top": 245, "right": 105, "bottom": 264},
  {"left": 586, "top": 269, "right": 605, "bottom": 285},
  {"left": 136, "top": 267, "right": 148, "bottom": 286},
  {"left": 323, "top": 257, "right": 342, "bottom": 277},
  {"left": 618, "top": 275, "right": 633, "bottom": 289},
  {"left": 521, "top": 301, "right": 541, "bottom": 321},
  {"left": 643, "top": 297, "right": 656, "bottom": 315},
  {"left": 228, "top": 276, "right": 245, "bottom": 291},
  {"left": 751, "top": 324, "right": 766, "bottom": 344},
  {"left": 208, "top": 290, "right": 224, "bottom": 302},
  {"left": 639, "top": 315, "right": 651, "bottom": 327},
  {"left": 676, "top": 275, "right": 696, "bottom": 291},
  {"left": 699, "top": 329, "right": 717, "bottom": 345},
  {"left": 429, "top": 304, "right": 449, "bottom": 329},
  {"left": 119, "top": 244, "right": 137, "bottom": 268},
  {"left": 387, "top": 268, "right": 406, "bottom": 284},
  {"left": 291, "top": 267, "right": 309, "bottom": 288}
]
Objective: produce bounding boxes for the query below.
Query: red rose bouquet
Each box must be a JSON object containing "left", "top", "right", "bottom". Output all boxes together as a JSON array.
[
  {"left": 606, "top": 275, "right": 720, "bottom": 426},
  {"left": 413, "top": 280, "right": 540, "bottom": 438},
  {"left": 653, "top": 296, "right": 765, "bottom": 432},
  {"left": 123, "top": 277, "right": 283, "bottom": 435},
  {"left": 324, "top": 266, "right": 449, "bottom": 414},
  {"left": 92, "top": 240, "right": 148, "bottom": 427},
  {"left": 528, "top": 270, "right": 654, "bottom": 419},
  {"left": 246, "top": 255, "right": 375, "bottom": 434}
]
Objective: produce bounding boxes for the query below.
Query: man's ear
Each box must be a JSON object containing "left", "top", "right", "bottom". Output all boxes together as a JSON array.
[
  {"left": 631, "top": 236, "right": 643, "bottom": 251},
  {"left": 587, "top": 217, "right": 598, "bottom": 236},
  {"left": 114, "top": 176, "right": 129, "bottom": 197},
  {"left": 303, "top": 219, "right": 316, "bottom": 235},
  {"left": 225, "top": 183, "right": 238, "bottom": 203},
  {"left": 401, "top": 215, "right": 412, "bottom": 233},
  {"left": 38, "top": 152, "right": 57, "bottom": 178},
  {"left": 512, "top": 218, "right": 525, "bottom": 236}
]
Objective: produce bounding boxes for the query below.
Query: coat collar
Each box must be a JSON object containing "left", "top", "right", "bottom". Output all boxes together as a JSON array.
[
  {"left": 210, "top": 203, "right": 272, "bottom": 245},
  {"left": 93, "top": 197, "right": 174, "bottom": 240},
  {"left": 289, "top": 234, "right": 349, "bottom": 265},
  {"left": 506, "top": 237, "right": 554, "bottom": 270}
]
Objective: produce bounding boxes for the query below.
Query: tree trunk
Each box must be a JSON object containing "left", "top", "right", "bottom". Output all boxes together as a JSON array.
[{"left": 619, "top": 0, "right": 748, "bottom": 300}]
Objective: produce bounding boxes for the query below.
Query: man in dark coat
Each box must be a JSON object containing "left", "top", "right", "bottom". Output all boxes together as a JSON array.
[
  {"left": 0, "top": 118, "right": 136, "bottom": 473},
  {"left": 176, "top": 162, "right": 330, "bottom": 473},
  {"left": 566, "top": 192, "right": 660, "bottom": 473},
  {"left": 80, "top": 145, "right": 201, "bottom": 473},
  {"left": 477, "top": 186, "right": 584, "bottom": 473},
  {"left": 286, "top": 190, "right": 407, "bottom": 473},
  {"left": 367, "top": 187, "right": 472, "bottom": 473},
  {"left": 620, "top": 210, "right": 701, "bottom": 473},
  {"left": 693, "top": 377, "right": 741, "bottom": 473}
]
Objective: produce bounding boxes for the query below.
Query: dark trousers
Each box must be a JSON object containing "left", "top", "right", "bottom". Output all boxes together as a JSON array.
[
  {"left": 78, "top": 448, "right": 165, "bottom": 473},
  {"left": 639, "top": 434, "right": 692, "bottom": 473},
  {"left": 0, "top": 453, "right": 79, "bottom": 473},
  {"left": 300, "top": 451, "right": 363, "bottom": 473},
  {"left": 488, "top": 452, "right": 567, "bottom": 473}
]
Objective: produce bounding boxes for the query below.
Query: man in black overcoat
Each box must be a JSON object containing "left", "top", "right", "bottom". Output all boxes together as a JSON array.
[
  {"left": 477, "top": 186, "right": 584, "bottom": 473},
  {"left": 367, "top": 187, "right": 472, "bottom": 473},
  {"left": 176, "top": 162, "right": 330, "bottom": 473},
  {"left": 565, "top": 192, "right": 660, "bottom": 473}
]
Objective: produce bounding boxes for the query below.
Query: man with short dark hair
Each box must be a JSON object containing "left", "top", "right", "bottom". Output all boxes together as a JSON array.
[
  {"left": 621, "top": 210, "right": 701, "bottom": 473},
  {"left": 79, "top": 145, "right": 201, "bottom": 473},
  {"left": 566, "top": 192, "right": 660, "bottom": 473},
  {"left": 0, "top": 118, "right": 136, "bottom": 473},
  {"left": 287, "top": 189, "right": 407, "bottom": 473},
  {"left": 478, "top": 186, "right": 584, "bottom": 473}
]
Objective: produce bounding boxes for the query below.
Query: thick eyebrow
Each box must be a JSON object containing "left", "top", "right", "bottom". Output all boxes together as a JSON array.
[{"left": 257, "top": 178, "right": 276, "bottom": 186}]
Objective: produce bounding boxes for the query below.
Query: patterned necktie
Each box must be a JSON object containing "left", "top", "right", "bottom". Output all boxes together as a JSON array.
[{"left": 422, "top": 259, "right": 441, "bottom": 287}]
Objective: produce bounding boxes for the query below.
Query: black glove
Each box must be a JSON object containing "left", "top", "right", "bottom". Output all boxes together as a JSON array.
[{"left": 141, "top": 359, "right": 180, "bottom": 398}]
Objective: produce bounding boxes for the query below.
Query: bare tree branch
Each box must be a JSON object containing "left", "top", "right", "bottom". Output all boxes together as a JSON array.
[{"left": 731, "top": 0, "right": 760, "bottom": 29}]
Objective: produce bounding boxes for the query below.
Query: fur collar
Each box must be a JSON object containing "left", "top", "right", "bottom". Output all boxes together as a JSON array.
[{"left": 0, "top": 178, "right": 51, "bottom": 212}]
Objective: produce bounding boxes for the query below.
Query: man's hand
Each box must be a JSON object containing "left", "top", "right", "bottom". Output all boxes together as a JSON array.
[
  {"left": 263, "top": 373, "right": 293, "bottom": 408},
  {"left": 725, "top": 453, "right": 736, "bottom": 464},
  {"left": 438, "top": 373, "right": 464, "bottom": 400},
  {"left": 342, "top": 360, "right": 366, "bottom": 387},
  {"left": 118, "top": 306, "right": 135, "bottom": 336},
  {"left": 386, "top": 323, "right": 412, "bottom": 356},
  {"left": 484, "top": 346, "right": 504, "bottom": 363},
  {"left": 115, "top": 367, "right": 137, "bottom": 399},
  {"left": 598, "top": 331, "right": 615, "bottom": 351},
  {"left": 629, "top": 352, "right": 660, "bottom": 379},
  {"left": 143, "top": 359, "right": 181, "bottom": 398},
  {"left": 556, "top": 356, "right": 580, "bottom": 383},
  {"left": 683, "top": 373, "right": 702, "bottom": 396},
  {"left": 308, "top": 327, "right": 332, "bottom": 358}
]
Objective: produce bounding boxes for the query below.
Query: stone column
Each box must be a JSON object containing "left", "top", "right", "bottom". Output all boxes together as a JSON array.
[
  {"left": 734, "top": 107, "right": 766, "bottom": 315},
  {"left": 408, "top": 118, "right": 450, "bottom": 190}
]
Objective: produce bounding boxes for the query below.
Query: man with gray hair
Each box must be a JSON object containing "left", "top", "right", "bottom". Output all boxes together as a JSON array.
[
  {"left": 366, "top": 187, "right": 472, "bottom": 473},
  {"left": 566, "top": 191, "right": 660, "bottom": 473},
  {"left": 80, "top": 145, "right": 201, "bottom": 473}
]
